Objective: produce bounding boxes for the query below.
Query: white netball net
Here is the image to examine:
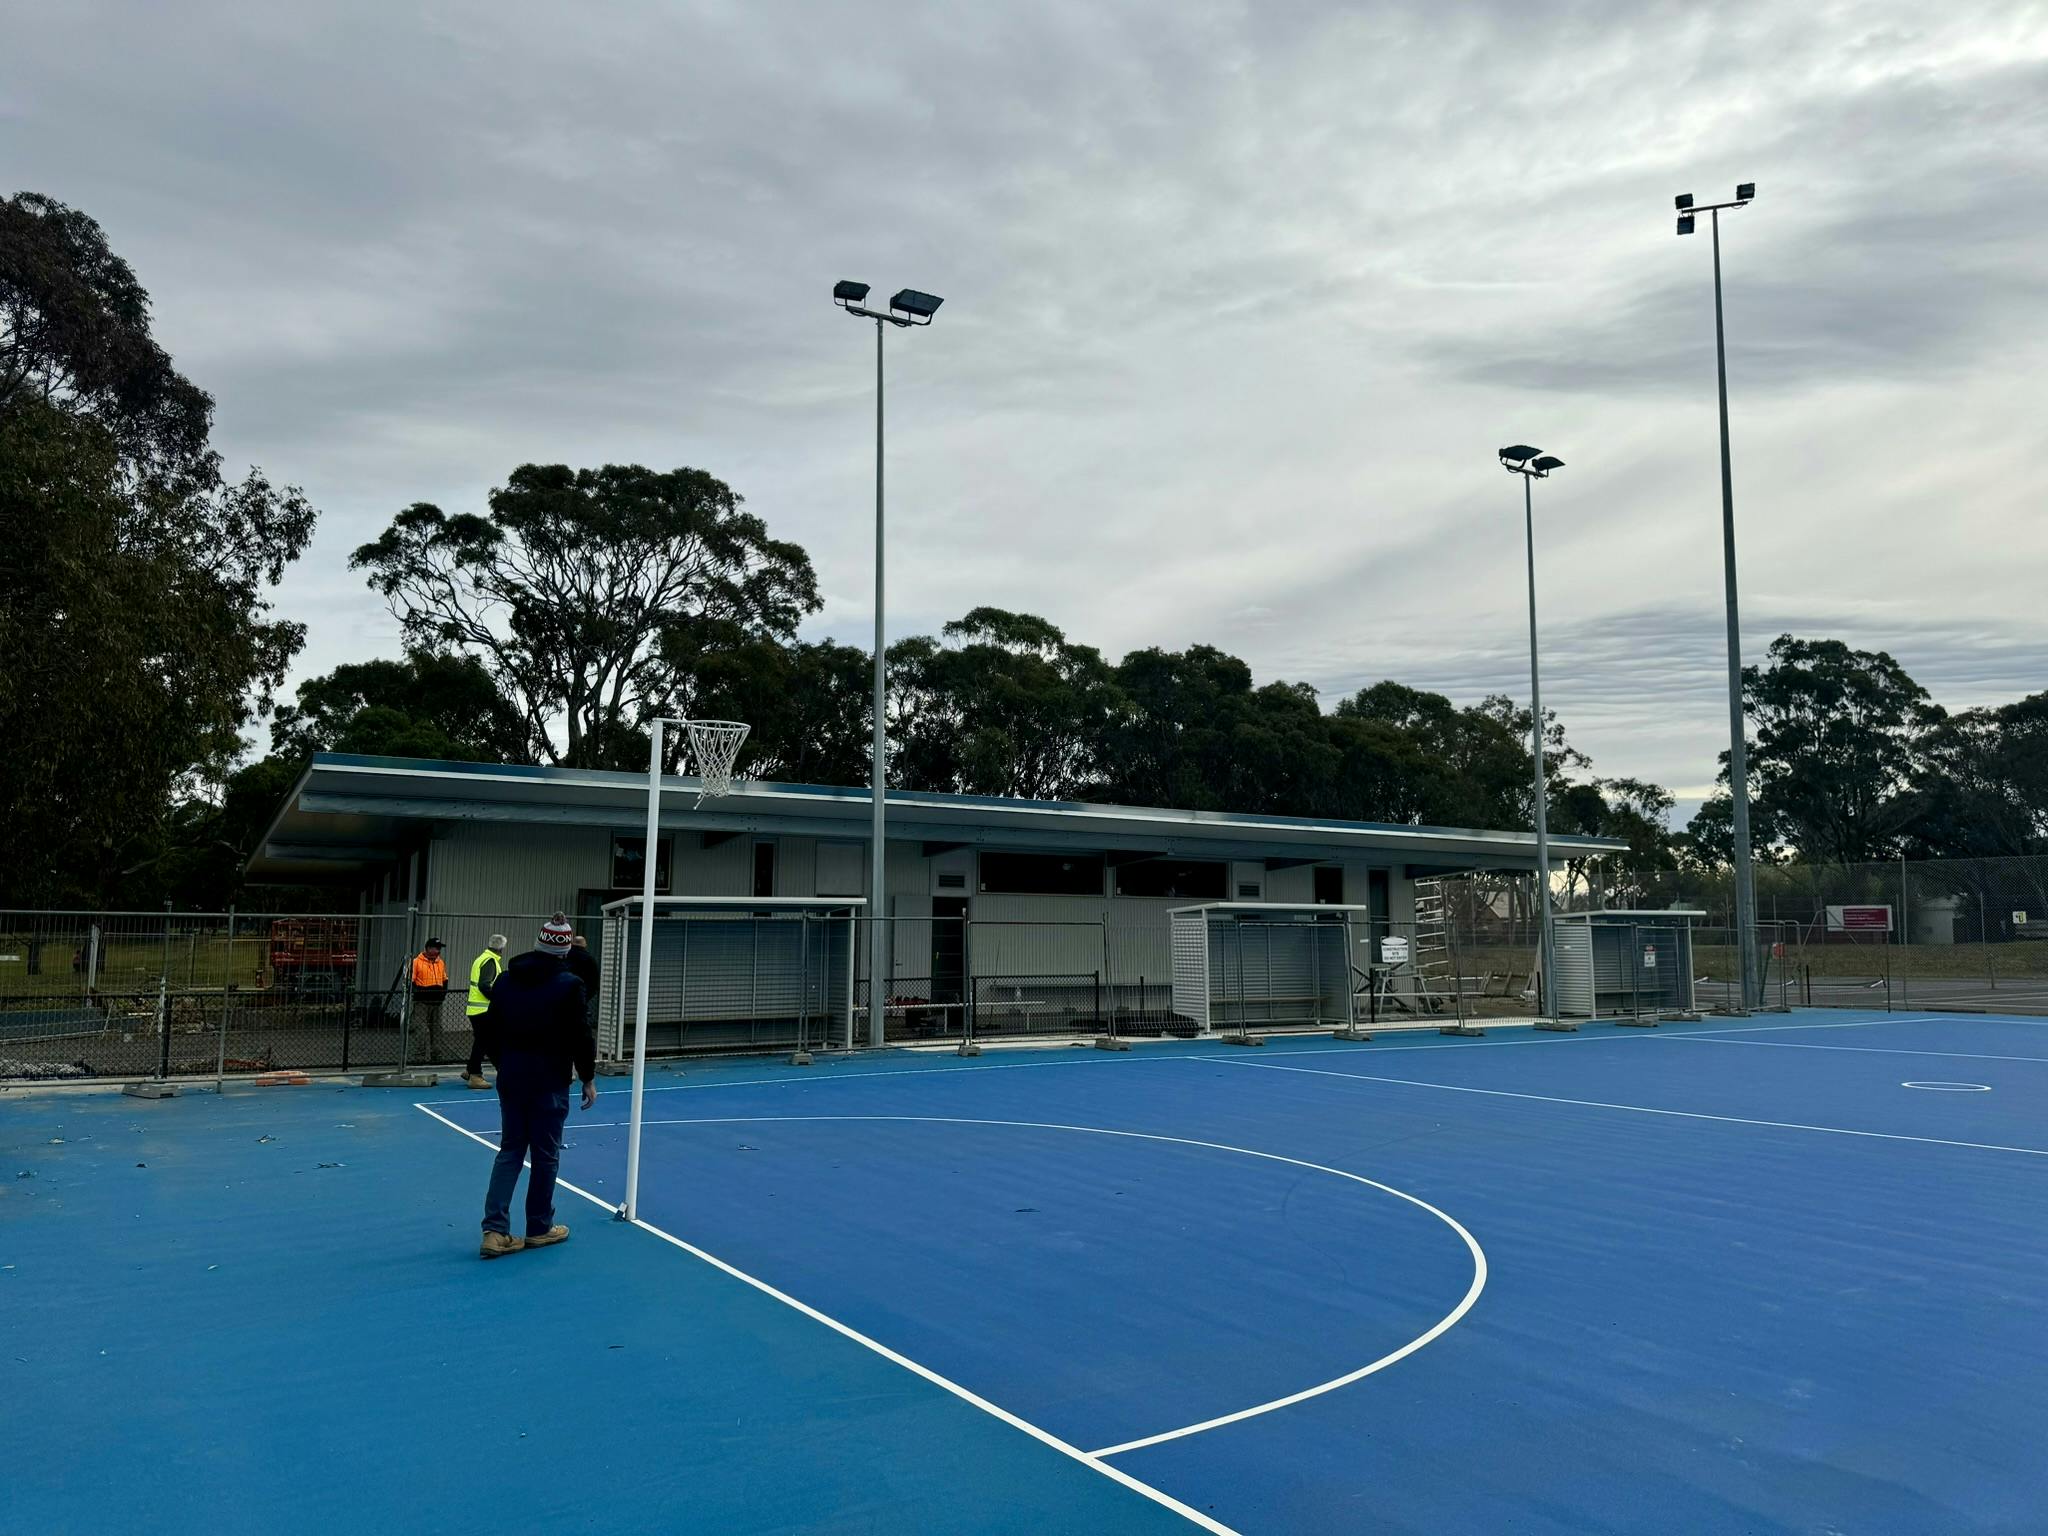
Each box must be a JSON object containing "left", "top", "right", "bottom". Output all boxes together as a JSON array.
[{"left": 684, "top": 719, "right": 751, "bottom": 804}]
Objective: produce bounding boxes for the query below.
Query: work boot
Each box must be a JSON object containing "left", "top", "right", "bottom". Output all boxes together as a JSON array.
[
  {"left": 524, "top": 1225, "right": 570, "bottom": 1249},
  {"left": 465, "top": 1073, "right": 488, "bottom": 1090},
  {"left": 479, "top": 1232, "right": 525, "bottom": 1260}
]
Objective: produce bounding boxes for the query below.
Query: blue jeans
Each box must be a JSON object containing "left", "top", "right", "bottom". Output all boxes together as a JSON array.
[{"left": 482, "top": 1055, "right": 571, "bottom": 1237}]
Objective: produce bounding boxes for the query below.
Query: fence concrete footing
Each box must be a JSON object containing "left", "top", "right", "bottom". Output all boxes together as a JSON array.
[
  {"left": 956, "top": 1041, "right": 982, "bottom": 1057},
  {"left": 1531, "top": 1018, "right": 1578, "bottom": 1032},
  {"left": 360, "top": 1070, "right": 436, "bottom": 1088},
  {"left": 1093, "top": 1035, "right": 1130, "bottom": 1052},
  {"left": 1438, "top": 1024, "right": 1486, "bottom": 1037},
  {"left": 122, "top": 1081, "right": 180, "bottom": 1098},
  {"left": 1330, "top": 1027, "right": 1373, "bottom": 1041},
  {"left": 1613, "top": 1018, "right": 1659, "bottom": 1028},
  {"left": 595, "top": 1061, "right": 633, "bottom": 1076},
  {"left": 789, "top": 1050, "right": 813, "bottom": 1066}
]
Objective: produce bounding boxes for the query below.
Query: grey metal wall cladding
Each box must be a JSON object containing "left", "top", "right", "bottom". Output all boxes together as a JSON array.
[{"left": 1553, "top": 915, "right": 1699, "bottom": 1017}]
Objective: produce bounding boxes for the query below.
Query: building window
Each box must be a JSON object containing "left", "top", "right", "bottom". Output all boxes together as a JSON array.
[
  {"left": 753, "top": 840, "right": 777, "bottom": 899},
  {"left": 1314, "top": 866, "right": 1344, "bottom": 905},
  {"left": 414, "top": 842, "right": 430, "bottom": 903},
  {"left": 979, "top": 851, "right": 1105, "bottom": 896},
  {"left": 611, "top": 834, "right": 673, "bottom": 894},
  {"left": 1116, "top": 859, "right": 1228, "bottom": 900}
]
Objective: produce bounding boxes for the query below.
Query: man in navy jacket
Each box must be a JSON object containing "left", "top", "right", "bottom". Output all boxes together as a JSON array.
[{"left": 476, "top": 913, "right": 597, "bottom": 1259}]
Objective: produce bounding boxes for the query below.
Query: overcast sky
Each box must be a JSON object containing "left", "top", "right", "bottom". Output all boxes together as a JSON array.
[{"left": 8, "top": 0, "right": 2047, "bottom": 819}]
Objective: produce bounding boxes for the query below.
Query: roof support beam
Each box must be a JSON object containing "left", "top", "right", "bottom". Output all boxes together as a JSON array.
[
  {"left": 921, "top": 841, "right": 970, "bottom": 858},
  {"left": 701, "top": 830, "right": 743, "bottom": 849}
]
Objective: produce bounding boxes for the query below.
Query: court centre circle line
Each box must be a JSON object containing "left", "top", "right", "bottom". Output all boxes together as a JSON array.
[
  {"left": 1901, "top": 1081, "right": 1992, "bottom": 1092},
  {"left": 618, "top": 1111, "right": 1488, "bottom": 1459},
  {"left": 1206, "top": 1058, "right": 2048, "bottom": 1159},
  {"left": 414, "top": 1103, "right": 1245, "bottom": 1536}
]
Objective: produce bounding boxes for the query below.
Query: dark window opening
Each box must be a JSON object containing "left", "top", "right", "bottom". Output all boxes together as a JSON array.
[
  {"left": 611, "top": 835, "right": 673, "bottom": 894},
  {"left": 753, "top": 840, "right": 777, "bottom": 899},
  {"left": 1116, "top": 858, "right": 1228, "bottom": 900},
  {"left": 414, "top": 842, "right": 430, "bottom": 903},
  {"left": 979, "top": 851, "right": 1105, "bottom": 896},
  {"left": 1313, "top": 866, "right": 1344, "bottom": 905}
]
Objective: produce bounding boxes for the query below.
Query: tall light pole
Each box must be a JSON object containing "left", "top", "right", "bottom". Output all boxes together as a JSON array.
[
  {"left": 1676, "top": 182, "right": 1760, "bottom": 1011},
  {"left": 833, "top": 280, "right": 943, "bottom": 1047},
  {"left": 1499, "top": 446, "right": 1571, "bottom": 1029}
]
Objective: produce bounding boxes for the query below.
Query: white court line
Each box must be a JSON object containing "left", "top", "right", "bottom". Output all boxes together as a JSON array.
[
  {"left": 414, "top": 1012, "right": 1987, "bottom": 1109},
  {"left": 1666, "top": 1035, "right": 2048, "bottom": 1065},
  {"left": 1208, "top": 1059, "right": 2048, "bottom": 1160},
  {"left": 608, "top": 1112, "right": 1485, "bottom": 1459},
  {"left": 412, "top": 1104, "right": 1241, "bottom": 1535}
]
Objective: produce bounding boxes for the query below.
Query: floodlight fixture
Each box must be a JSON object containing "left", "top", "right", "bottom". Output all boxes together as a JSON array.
[
  {"left": 1499, "top": 444, "right": 1540, "bottom": 466},
  {"left": 1531, "top": 455, "right": 1565, "bottom": 473},
  {"left": 1675, "top": 193, "right": 1694, "bottom": 210},
  {"left": 889, "top": 288, "right": 944, "bottom": 323},
  {"left": 1677, "top": 214, "right": 1696, "bottom": 236},
  {"left": 1736, "top": 181, "right": 1755, "bottom": 201},
  {"left": 833, "top": 279, "right": 871, "bottom": 306}
]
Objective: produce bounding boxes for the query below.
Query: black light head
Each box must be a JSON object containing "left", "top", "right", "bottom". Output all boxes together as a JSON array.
[
  {"left": 1735, "top": 181, "right": 1755, "bottom": 201},
  {"left": 833, "top": 279, "right": 871, "bottom": 307},
  {"left": 1677, "top": 214, "right": 1695, "bottom": 236},
  {"left": 1499, "top": 444, "right": 1540, "bottom": 468},
  {"left": 1675, "top": 193, "right": 1694, "bottom": 210},
  {"left": 1531, "top": 455, "right": 1565, "bottom": 474},
  {"left": 889, "top": 288, "right": 944, "bottom": 322}
]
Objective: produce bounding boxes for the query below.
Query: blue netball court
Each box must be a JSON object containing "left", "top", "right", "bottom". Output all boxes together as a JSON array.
[{"left": 6, "top": 1008, "right": 2047, "bottom": 1534}]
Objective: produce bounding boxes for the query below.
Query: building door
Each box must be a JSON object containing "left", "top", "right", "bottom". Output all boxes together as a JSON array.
[
  {"left": 1313, "top": 866, "right": 1343, "bottom": 905},
  {"left": 931, "top": 896, "right": 968, "bottom": 1010}
]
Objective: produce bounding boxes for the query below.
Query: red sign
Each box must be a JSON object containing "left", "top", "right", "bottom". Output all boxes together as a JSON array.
[{"left": 1825, "top": 904, "right": 1893, "bottom": 933}]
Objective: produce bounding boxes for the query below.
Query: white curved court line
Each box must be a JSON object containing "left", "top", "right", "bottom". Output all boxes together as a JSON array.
[
  {"left": 413, "top": 1104, "right": 1242, "bottom": 1536},
  {"left": 1901, "top": 1081, "right": 1992, "bottom": 1092},
  {"left": 1215, "top": 1059, "right": 2048, "bottom": 1158},
  {"left": 624, "top": 1111, "right": 1488, "bottom": 1460}
]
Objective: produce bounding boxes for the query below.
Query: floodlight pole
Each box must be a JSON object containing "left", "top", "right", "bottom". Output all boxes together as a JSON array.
[
  {"left": 623, "top": 716, "right": 676, "bottom": 1222},
  {"left": 1710, "top": 206, "right": 1761, "bottom": 1013},
  {"left": 1500, "top": 450, "right": 1570, "bottom": 1029},
  {"left": 869, "top": 317, "right": 887, "bottom": 1050},
  {"left": 1677, "top": 186, "right": 1761, "bottom": 1011},
  {"left": 835, "top": 281, "right": 941, "bottom": 1048},
  {"left": 1519, "top": 471, "right": 1562, "bottom": 1026}
]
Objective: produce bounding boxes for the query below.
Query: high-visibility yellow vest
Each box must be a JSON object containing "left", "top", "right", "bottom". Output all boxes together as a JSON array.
[{"left": 467, "top": 949, "right": 503, "bottom": 1016}]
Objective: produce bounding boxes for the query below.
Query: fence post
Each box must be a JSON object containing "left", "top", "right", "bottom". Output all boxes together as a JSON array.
[
  {"left": 1898, "top": 855, "right": 1910, "bottom": 1010},
  {"left": 158, "top": 902, "right": 173, "bottom": 1080},
  {"left": 790, "top": 914, "right": 814, "bottom": 1066},
  {"left": 958, "top": 917, "right": 980, "bottom": 1056},
  {"left": 217, "top": 907, "right": 236, "bottom": 1091}
]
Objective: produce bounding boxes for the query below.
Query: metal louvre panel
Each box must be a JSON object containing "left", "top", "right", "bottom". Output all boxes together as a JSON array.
[{"left": 1170, "top": 912, "right": 1209, "bottom": 1028}]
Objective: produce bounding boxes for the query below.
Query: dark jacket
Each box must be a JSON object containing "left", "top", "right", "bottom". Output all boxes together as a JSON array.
[
  {"left": 566, "top": 944, "right": 599, "bottom": 998},
  {"left": 479, "top": 950, "right": 594, "bottom": 1085}
]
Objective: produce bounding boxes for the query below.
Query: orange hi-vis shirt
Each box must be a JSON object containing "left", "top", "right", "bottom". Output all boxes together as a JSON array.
[{"left": 411, "top": 953, "right": 449, "bottom": 990}]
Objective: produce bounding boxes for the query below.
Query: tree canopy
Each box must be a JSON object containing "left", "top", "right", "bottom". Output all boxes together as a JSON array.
[
  {"left": 351, "top": 462, "right": 819, "bottom": 770},
  {"left": 1, "top": 193, "right": 314, "bottom": 907}
]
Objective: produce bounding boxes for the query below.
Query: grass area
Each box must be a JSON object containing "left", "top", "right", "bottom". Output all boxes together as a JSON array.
[{"left": 0, "top": 932, "right": 273, "bottom": 998}]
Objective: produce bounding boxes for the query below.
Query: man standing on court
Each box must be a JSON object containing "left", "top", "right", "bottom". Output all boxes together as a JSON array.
[
  {"left": 408, "top": 936, "right": 449, "bottom": 1061},
  {"left": 461, "top": 933, "right": 508, "bottom": 1090},
  {"left": 478, "top": 913, "right": 597, "bottom": 1259}
]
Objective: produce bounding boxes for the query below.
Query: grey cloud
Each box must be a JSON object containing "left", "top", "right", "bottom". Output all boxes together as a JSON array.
[{"left": 6, "top": 0, "right": 2045, "bottom": 810}]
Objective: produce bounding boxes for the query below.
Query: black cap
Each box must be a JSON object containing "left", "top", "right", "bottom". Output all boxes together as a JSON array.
[{"left": 425, "top": 937, "right": 444, "bottom": 948}]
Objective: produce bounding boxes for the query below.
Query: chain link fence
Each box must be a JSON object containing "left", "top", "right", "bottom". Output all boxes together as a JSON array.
[
  {"left": 20, "top": 858, "right": 2035, "bottom": 1083},
  {"left": 0, "top": 909, "right": 586, "bottom": 1084}
]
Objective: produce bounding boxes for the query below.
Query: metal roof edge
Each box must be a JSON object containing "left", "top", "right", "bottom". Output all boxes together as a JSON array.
[{"left": 299, "top": 752, "right": 1628, "bottom": 856}]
